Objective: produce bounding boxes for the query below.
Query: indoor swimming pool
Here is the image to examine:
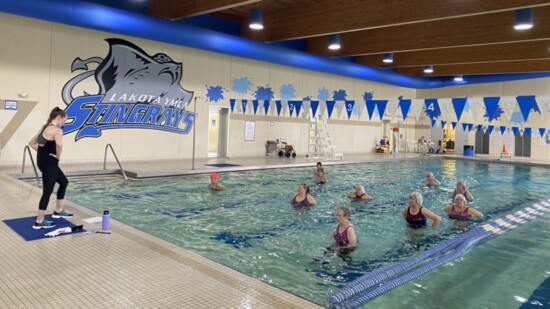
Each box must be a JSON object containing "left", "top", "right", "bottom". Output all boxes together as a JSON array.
[{"left": 60, "top": 159, "right": 550, "bottom": 308}]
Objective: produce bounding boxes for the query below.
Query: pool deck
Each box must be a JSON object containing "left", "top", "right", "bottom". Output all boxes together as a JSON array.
[{"left": 0, "top": 152, "right": 548, "bottom": 308}]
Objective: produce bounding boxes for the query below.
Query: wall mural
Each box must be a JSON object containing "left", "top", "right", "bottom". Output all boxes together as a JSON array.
[
  {"left": 205, "top": 85, "right": 225, "bottom": 103},
  {"left": 61, "top": 38, "right": 195, "bottom": 141}
]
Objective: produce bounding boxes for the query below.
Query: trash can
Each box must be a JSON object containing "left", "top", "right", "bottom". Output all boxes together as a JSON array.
[{"left": 464, "top": 145, "right": 474, "bottom": 157}]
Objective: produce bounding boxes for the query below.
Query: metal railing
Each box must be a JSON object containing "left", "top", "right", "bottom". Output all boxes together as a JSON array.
[
  {"left": 22, "top": 145, "right": 41, "bottom": 186},
  {"left": 103, "top": 144, "right": 127, "bottom": 180}
]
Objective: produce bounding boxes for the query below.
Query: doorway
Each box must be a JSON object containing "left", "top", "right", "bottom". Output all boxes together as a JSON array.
[
  {"left": 208, "top": 106, "right": 228, "bottom": 158},
  {"left": 443, "top": 125, "right": 456, "bottom": 153},
  {"left": 475, "top": 129, "right": 490, "bottom": 154},
  {"left": 514, "top": 132, "right": 531, "bottom": 157}
]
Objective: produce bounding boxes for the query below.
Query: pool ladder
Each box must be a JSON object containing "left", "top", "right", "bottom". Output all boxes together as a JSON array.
[
  {"left": 22, "top": 145, "right": 41, "bottom": 187},
  {"left": 104, "top": 144, "right": 128, "bottom": 180}
]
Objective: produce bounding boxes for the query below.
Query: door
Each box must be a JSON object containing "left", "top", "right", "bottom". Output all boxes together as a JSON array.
[
  {"left": 208, "top": 107, "right": 228, "bottom": 158},
  {"left": 514, "top": 131, "right": 531, "bottom": 157},
  {"left": 474, "top": 129, "right": 490, "bottom": 154}
]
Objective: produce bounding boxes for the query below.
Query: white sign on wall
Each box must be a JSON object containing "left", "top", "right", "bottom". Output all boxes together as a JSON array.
[{"left": 5, "top": 100, "right": 17, "bottom": 110}]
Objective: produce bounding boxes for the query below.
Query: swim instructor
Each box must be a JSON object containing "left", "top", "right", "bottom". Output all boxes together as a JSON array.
[{"left": 28, "top": 107, "right": 73, "bottom": 229}]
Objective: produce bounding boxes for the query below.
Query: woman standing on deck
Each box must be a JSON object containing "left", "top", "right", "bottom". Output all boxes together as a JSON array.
[{"left": 28, "top": 107, "right": 72, "bottom": 229}]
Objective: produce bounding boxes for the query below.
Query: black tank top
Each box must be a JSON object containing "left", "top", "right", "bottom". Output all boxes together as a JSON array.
[{"left": 37, "top": 126, "right": 59, "bottom": 168}]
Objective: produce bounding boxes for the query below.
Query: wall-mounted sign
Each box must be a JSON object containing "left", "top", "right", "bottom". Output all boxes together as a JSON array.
[
  {"left": 5, "top": 100, "right": 17, "bottom": 110},
  {"left": 61, "top": 38, "right": 195, "bottom": 141}
]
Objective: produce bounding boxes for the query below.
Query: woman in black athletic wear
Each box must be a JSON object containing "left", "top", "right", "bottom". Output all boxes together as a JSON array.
[{"left": 28, "top": 107, "right": 72, "bottom": 229}]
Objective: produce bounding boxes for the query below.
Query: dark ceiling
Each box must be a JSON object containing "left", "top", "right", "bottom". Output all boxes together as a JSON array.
[{"left": 97, "top": 0, "right": 550, "bottom": 79}]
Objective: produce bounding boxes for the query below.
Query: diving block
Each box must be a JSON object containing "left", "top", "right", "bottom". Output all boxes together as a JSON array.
[{"left": 333, "top": 153, "right": 343, "bottom": 160}]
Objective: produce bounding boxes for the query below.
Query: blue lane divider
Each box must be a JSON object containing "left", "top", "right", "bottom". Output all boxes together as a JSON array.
[{"left": 328, "top": 199, "right": 550, "bottom": 309}]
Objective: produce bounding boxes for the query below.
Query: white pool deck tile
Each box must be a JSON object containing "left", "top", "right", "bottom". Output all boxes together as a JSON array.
[{"left": 0, "top": 152, "right": 547, "bottom": 308}]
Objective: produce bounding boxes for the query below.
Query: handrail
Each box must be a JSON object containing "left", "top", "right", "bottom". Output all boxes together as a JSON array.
[
  {"left": 22, "top": 146, "right": 41, "bottom": 186},
  {"left": 103, "top": 144, "right": 128, "bottom": 180}
]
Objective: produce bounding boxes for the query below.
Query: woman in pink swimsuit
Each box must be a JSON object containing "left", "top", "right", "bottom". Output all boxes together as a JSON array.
[{"left": 444, "top": 194, "right": 483, "bottom": 221}]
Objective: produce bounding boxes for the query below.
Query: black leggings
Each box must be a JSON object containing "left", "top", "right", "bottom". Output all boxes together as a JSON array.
[{"left": 38, "top": 165, "right": 69, "bottom": 211}]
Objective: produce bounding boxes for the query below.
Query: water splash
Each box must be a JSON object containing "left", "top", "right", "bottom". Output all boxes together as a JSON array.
[
  {"left": 231, "top": 77, "right": 253, "bottom": 96},
  {"left": 205, "top": 85, "right": 224, "bottom": 103},
  {"left": 279, "top": 84, "right": 296, "bottom": 100},
  {"left": 363, "top": 91, "right": 374, "bottom": 101},
  {"left": 484, "top": 106, "right": 504, "bottom": 122},
  {"left": 317, "top": 87, "right": 330, "bottom": 101},
  {"left": 254, "top": 85, "right": 275, "bottom": 101},
  {"left": 510, "top": 112, "right": 526, "bottom": 124},
  {"left": 333, "top": 89, "right": 347, "bottom": 100}
]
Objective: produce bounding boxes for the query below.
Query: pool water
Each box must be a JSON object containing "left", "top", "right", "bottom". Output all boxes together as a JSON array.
[{"left": 63, "top": 159, "right": 550, "bottom": 308}]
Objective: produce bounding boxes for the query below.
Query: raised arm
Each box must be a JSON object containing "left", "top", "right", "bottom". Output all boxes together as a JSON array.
[
  {"left": 53, "top": 127, "right": 63, "bottom": 160},
  {"left": 342, "top": 227, "right": 357, "bottom": 249},
  {"left": 28, "top": 132, "right": 39, "bottom": 152},
  {"left": 421, "top": 208, "right": 441, "bottom": 228},
  {"left": 402, "top": 206, "right": 408, "bottom": 219},
  {"left": 469, "top": 208, "right": 483, "bottom": 219},
  {"left": 307, "top": 194, "right": 317, "bottom": 205}
]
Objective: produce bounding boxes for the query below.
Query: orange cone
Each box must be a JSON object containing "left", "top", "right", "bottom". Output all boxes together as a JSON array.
[{"left": 502, "top": 144, "right": 507, "bottom": 153}]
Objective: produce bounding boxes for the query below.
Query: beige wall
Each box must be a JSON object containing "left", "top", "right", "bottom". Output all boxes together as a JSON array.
[
  {"left": 418, "top": 80, "right": 550, "bottom": 161},
  {"left": 0, "top": 13, "right": 418, "bottom": 166},
  {"left": 2, "top": 13, "right": 547, "bottom": 166}
]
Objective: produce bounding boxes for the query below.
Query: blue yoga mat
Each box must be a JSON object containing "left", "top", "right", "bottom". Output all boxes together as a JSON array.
[
  {"left": 3, "top": 216, "right": 86, "bottom": 241},
  {"left": 205, "top": 163, "right": 242, "bottom": 167}
]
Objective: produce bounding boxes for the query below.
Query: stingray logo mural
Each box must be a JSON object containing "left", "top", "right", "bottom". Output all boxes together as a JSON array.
[{"left": 61, "top": 38, "right": 195, "bottom": 140}]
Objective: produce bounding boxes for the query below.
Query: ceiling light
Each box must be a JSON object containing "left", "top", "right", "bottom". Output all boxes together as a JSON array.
[
  {"left": 383, "top": 53, "right": 394, "bottom": 63},
  {"left": 454, "top": 75, "right": 464, "bottom": 82},
  {"left": 249, "top": 8, "right": 263, "bottom": 30},
  {"left": 514, "top": 8, "right": 533, "bottom": 30},
  {"left": 423, "top": 65, "right": 434, "bottom": 74},
  {"left": 328, "top": 34, "right": 341, "bottom": 50}
]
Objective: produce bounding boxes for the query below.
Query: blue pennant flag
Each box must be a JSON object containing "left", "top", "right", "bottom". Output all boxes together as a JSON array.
[
  {"left": 500, "top": 126, "right": 507, "bottom": 135},
  {"left": 512, "top": 127, "right": 519, "bottom": 136},
  {"left": 487, "top": 125, "right": 494, "bottom": 135},
  {"left": 452, "top": 98, "right": 467, "bottom": 122},
  {"left": 241, "top": 100, "right": 248, "bottom": 114},
  {"left": 376, "top": 100, "right": 388, "bottom": 119},
  {"left": 366, "top": 100, "right": 377, "bottom": 120},
  {"left": 288, "top": 101, "right": 295, "bottom": 117},
  {"left": 525, "top": 127, "right": 532, "bottom": 136},
  {"left": 539, "top": 128, "right": 547, "bottom": 138},
  {"left": 275, "top": 100, "right": 282, "bottom": 116},
  {"left": 263, "top": 100, "right": 270, "bottom": 115},
  {"left": 462, "top": 123, "right": 468, "bottom": 131},
  {"left": 451, "top": 122, "right": 457, "bottom": 130},
  {"left": 467, "top": 124, "right": 474, "bottom": 132},
  {"left": 441, "top": 120, "right": 447, "bottom": 128},
  {"left": 517, "top": 95, "right": 537, "bottom": 122},
  {"left": 345, "top": 100, "right": 355, "bottom": 119},
  {"left": 310, "top": 101, "right": 319, "bottom": 118},
  {"left": 399, "top": 99, "right": 412, "bottom": 120},
  {"left": 230, "top": 99, "right": 236, "bottom": 112},
  {"left": 431, "top": 119, "right": 437, "bottom": 128},
  {"left": 424, "top": 99, "right": 441, "bottom": 119},
  {"left": 293, "top": 101, "right": 302, "bottom": 117},
  {"left": 483, "top": 97, "right": 500, "bottom": 122},
  {"left": 477, "top": 124, "right": 483, "bottom": 132},
  {"left": 252, "top": 100, "right": 259, "bottom": 115},
  {"left": 326, "top": 101, "right": 336, "bottom": 119}
]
